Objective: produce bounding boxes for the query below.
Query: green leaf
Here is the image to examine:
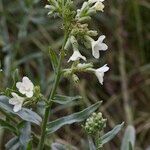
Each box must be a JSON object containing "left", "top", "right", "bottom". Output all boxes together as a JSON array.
[
  {"left": 12, "top": 69, "right": 19, "bottom": 88},
  {"left": 0, "top": 95, "right": 42, "bottom": 125},
  {"left": 0, "top": 119, "right": 18, "bottom": 135},
  {"left": 52, "top": 95, "right": 82, "bottom": 104},
  {"left": 46, "top": 101, "right": 102, "bottom": 134},
  {"left": 121, "top": 125, "right": 136, "bottom": 150},
  {"left": 5, "top": 137, "right": 19, "bottom": 150},
  {"left": 51, "top": 143, "right": 67, "bottom": 150},
  {"left": 51, "top": 142, "right": 77, "bottom": 150},
  {"left": 26, "top": 141, "right": 32, "bottom": 150},
  {"left": 129, "top": 142, "right": 133, "bottom": 150},
  {"left": 19, "top": 122, "right": 31, "bottom": 150},
  {"left": 49, "top": 47, "right": 58, "bottom": 72},
  {"left": 5, "top": 122, "right": 32, "bottom": 150},
  {"left": 88, "top": 136, "right": 96, "bottom": 150},
  {"left": 101, "top": 122, "right": 124, "bottom": 145}
]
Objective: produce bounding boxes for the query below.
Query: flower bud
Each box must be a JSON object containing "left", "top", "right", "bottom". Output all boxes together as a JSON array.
[
  {"left": 84, "top": 112, "right": 106, "bottom": 134},
  {"left": 93, "top": 2, "right": 104, "bottom": 12},
  {"left": 78, "top": 16, "right": 91, "bottom": 23},
  {"left": 72, "top": 74, "right": 79, "bottom": 83},
  {"left": 34, "top": 86, "right": 41, "bottom": 96},
  {"left": 87, "top": 30, "right": 98, "bottom": 37}
]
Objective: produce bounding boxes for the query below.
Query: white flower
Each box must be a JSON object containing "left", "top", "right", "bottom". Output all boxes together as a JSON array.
[
  {"left": 77, "top": 63, "right": 86, "bottom": 68},
  {"left": 89, "top": 0, "right": 104, "bottom": 4},
  {"left": 93, "top": 1, "right": 104, "bottom": 11},
  {"left": 95, "top": 64, "right": 109, "bottom": 84},
  {"left": 91, "top": 35, "right": 108, "bottom": 59},
  {"left": 9, "top": 92, "right": 24, "bottom": 112},
  {"left": 16, "top": 76, "right": 34, "bottom": 98},
  {"left": 68, "top": 51, "right": 86, "bottom": 62},
  {"left": 45, "top": 5, "right": 51, "bottom": 9}
]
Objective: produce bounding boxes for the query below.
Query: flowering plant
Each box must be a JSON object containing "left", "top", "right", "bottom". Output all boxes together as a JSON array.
[{"left": 0, "top": 0, "right": 124, "bottom": 149}]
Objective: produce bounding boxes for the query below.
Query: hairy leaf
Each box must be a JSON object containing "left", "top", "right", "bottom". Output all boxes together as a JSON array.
[
  {"left": 101, "top": 122, "right": 124, "bottom": 145},
  {"left": 51, "top": 143, "right": 67, "bottom": 150},
  {"left": 5, "top": 137, "right": 19, "bottom": 150},
  {"left": 46, "top": 102, "right": 102, "bottom": 134},
  {"left": 121, "top": 125, "right": 136, "bottom": 150},
  {"left": 0, "top": 119, "right": 18, "bottom": 135},
  {"left": 51, "top": 142, "right": 77, "bottom": 150},
  {"left": 52, "top": 95, "right": 82, "bottom": 104},
  {"left": 49, "top": 47, "right": 58, "bottom": 72},
  {"left": 88, "top": 136, "right": 96, "bottom": 150},
  {"left": 19, "top": 122, "right": 31, "bottom": 150},
  {"left": 5, "top": 122, "right": 32, "bottom": 150},
  {"left": 0, "top": 95, "right": 42, "bottom": 125}
]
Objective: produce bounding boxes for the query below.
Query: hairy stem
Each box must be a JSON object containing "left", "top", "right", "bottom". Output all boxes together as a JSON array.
[{"left": 38, "top": 33, "right": 68, "bottom": 150}]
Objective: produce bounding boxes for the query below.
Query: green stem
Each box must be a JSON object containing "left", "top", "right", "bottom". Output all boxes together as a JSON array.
[{"left": 37, "top": 33, "right": 69, "bottom": 150}]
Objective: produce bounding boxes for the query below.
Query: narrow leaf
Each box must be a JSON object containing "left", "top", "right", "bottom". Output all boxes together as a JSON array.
[
  {"left": 101, "top": 122, "right": 124, "bottom": 145},
  {"left": 5, "top": 137, "right": 19, "bottom": 150},
  {"left": 51, "top": 143, "right": 66, "bottom": 150},
  {"left": 129, "top": 142, "right": 133, "bottom": 150},
  {"left": 51, "top": 142, "right": 77, "bottom": 150},
  {"left": 0, "top": 95, "right": 42, "bottom": 125},
  {"left": 46, "top": 102, "right": 102, "bottom": 134},
  {"left": 9, "top": 141, "right": 20, "bottom": 150},
  {"left": 88, "top": 136, "right": 96, "bottom": 150},
  {"left": 121, "top": 125, "right": 136, "bottom": 150},
  {"left": 26, "top": 141, "right": 32, "bottom": 150},
  {"left": 52, "top": 95, "right": 82, "bottom": 104},
  {"left": 0, "top": 119, "right": 18, "bottom": 135},
  {"left": 19, "top": 122, "right": 31, "bottom": 150},
  {"left": 49, "top": 47, "right": 58, "bottom": 72}
]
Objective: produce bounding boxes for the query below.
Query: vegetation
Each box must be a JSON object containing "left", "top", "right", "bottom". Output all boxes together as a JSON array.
[{"left": 0, "top": 0, "right": 149, "bottom": 149}]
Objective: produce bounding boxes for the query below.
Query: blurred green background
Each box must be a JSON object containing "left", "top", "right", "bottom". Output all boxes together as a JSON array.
[{"left": 0, "top": 0, "right": 150, "bottom": 149}]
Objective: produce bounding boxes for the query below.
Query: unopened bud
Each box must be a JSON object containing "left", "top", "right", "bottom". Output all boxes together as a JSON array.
[
  {"left": 72, "top": 74, "right": 79, "bottom": 83},
  {"left": 84, "top": 112, "right": 106, "bottom": 134}
]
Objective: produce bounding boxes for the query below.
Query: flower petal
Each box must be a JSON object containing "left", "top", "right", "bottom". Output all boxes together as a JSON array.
[
  {"left": 97, "top": 35, "right": 106, "bottom": 42},
  {"left": 68, "top": 51, "right": 86, "bottom": 62},
  {"left": 92, "top": 46, "right": 100, "bottom": 59},
  {"left": 9, "top": 98, "right": 18, "bottom": 105},
  {"left": 97, "top": 43, "right": 108, "bottom": 51},
  {"left": 91, "top": 35, "right": 108, "bottom": 59},
  {"left": 11, "top": 92, "right": 21, "bottom": 99},
  {"left": 22, "top": 76, "right": 30, "bottom": 84},
  {"left": 95, "top": 72, "right": 104, "bottom": 84},
  {"left": 23, "top": 76, "right": 34, "bottom": 89},
  {"left": 97, "top": 64, "right": 109, "bottom": 72},
  {"left": 93, "top": 2, "right": 104, "bottom": 11},
  {"left": 11, "top": 92, "right": 24, "bottom": 102},
  {"left": 89, "top": 0, "right": 105, "bottom": 4},
  {"left": 26, "top": 91, "right": 33, "bottom": 98},
  {"left": 16, "top": 82, "right": 22, "bottom": 89},
  {"left": 13, "top": 103, "right": 22, "bottom": 112},
  {"left": 95, "top": 64, "right": 109, "bottom": 84},
  {"left": 18, "top": 86, "right": 26, "bottom": 94},
  {"left": 16, "top": 82, "right": 26, "bottom": 94},
  {"left": 45, "top": 5, "right": 51, "bottom": 9},
  {"left": 9, "top": 92, "right": 24, "bottom": 112}
]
